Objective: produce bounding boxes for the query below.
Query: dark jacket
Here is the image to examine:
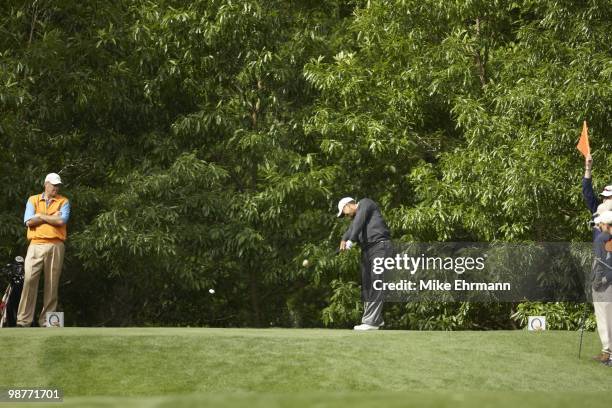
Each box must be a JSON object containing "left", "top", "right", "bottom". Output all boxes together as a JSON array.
[
  {"left": 582, "top": 177, "right": 601, "bottom": 241},
  {"left": 582, "top": 177, "right": 600, "bottom": 215},
  {"left": 341, "top": 198, "right": 391, "bottom": 246},
  {"left": 592, "top": 230, "right": 612, "bottom": 290}
]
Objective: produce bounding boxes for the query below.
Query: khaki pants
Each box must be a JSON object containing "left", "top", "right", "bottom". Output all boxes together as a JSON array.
[
  {"left": 17, "top": 242, "right": 65, "bottom": 327},
  {"left": 593, "top": 285, "right": 612, "bottom": 353}
]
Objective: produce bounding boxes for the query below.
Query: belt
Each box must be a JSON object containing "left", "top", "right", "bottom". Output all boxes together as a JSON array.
[{"left": 363, "top": 239, "right": 390, "bottom": 250}]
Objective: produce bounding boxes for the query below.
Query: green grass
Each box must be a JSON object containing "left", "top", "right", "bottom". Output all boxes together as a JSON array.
[{"left": 0, "top": 328, "right": 610, "bottom": 407}]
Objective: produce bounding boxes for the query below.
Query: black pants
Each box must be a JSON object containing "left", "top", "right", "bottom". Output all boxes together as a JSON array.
[{"left": 360, "top": 240, "right": 393, "bottom": 326}]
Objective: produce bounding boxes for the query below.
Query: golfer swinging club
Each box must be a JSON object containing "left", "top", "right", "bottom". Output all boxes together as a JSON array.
[{"left": 337, "top": 197, "right": 393, "bottom": 330}]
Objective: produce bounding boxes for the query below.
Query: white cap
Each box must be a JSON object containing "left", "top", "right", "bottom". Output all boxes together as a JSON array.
[
  {"left": 337, "top": 197, "right": 355, "bottom": 217},
  {"left": 44, "top": 173, "right": 62, "bottom": 185},
  {"left": 596, "top": 201, "right": 612, "bottom": 215},
  {"left": 594, "top": 211, "right": 612, "bottom": 225},
  {"left": 600, "top": 185, "right": 612, "bottom": 197}
]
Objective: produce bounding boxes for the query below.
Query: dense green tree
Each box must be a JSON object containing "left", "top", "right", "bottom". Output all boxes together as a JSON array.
[
  {"left": 0, "top": 0, "right": 610, "bottom": 328},
  {"left": 302, "top": 0, "right": 611, "bottom": 328}
]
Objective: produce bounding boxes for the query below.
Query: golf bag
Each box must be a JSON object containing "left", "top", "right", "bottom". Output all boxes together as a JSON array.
[{"left": 0, "top": 256, "right": 25, "bottom": 327}]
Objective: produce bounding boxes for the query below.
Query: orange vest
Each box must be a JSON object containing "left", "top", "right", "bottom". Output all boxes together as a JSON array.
[{"left": 26, "top": 194, "right": 69, "bottom": 244}]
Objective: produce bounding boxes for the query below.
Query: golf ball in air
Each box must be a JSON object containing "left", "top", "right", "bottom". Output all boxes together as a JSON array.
[
  {"left": 302, "top": 259, "right": 310, "bottom": 267},
  {"left": 209, "top": 289, "right": 215, "bottom": 294}
]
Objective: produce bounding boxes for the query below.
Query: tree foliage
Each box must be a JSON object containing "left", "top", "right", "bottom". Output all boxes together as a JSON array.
[{"left": 0, "top": 0, "right": 610, "bottom": 328}]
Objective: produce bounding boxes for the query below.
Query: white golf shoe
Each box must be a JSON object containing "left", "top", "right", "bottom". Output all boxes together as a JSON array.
[{"left": 353, "top": 323, "right": 381, "bottom": 331}]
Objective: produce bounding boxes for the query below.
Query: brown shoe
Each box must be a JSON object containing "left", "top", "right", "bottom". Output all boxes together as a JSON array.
[{"left": 592, "top": 352, "right": 611, "bottom": 362}]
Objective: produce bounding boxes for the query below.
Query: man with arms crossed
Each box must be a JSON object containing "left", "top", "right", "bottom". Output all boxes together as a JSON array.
[
  {"left": 337, "top": 197, "right": 393, "bottom": 331},
  {"left": 17, "top": 173, "right": 70, "bottom": 327}
]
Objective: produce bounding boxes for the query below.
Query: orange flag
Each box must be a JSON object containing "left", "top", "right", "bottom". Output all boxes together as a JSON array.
[{"left": 576, "top": 120, "right": 590, "bottom": 157}]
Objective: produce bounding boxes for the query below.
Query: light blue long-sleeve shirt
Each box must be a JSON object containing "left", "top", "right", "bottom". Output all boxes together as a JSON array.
[{"left": 24, "top": 195, "right": 71, "bottom": 225}]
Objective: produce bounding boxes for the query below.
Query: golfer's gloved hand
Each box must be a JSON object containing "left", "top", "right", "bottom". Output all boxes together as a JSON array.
[{"left": 345, "top": 240, "right": 354, "bottom": 250}]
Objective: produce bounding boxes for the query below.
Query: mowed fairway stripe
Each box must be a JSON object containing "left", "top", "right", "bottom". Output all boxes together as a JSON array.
[{"left": 0, "top": 328, "right": 608, "bottom": 404}]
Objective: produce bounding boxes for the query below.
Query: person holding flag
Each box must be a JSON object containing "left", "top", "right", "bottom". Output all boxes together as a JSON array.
[
  {"left": 578, "top": 122, "right": 612, "bottom": 365},
  {"left": 580, "top": 122, "right": 611, "bottom": 227},
  {"left": 583, "top": 154, "right": 612, "bottom": 218}
]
